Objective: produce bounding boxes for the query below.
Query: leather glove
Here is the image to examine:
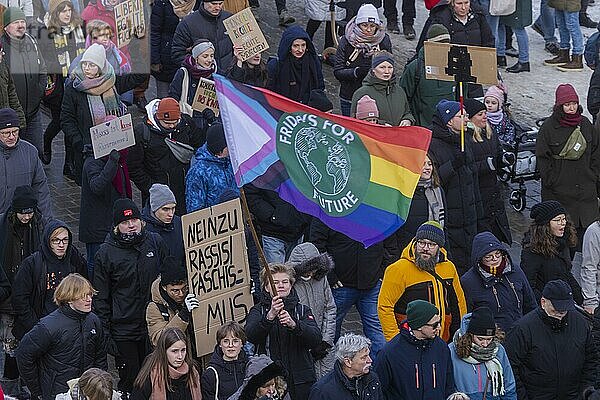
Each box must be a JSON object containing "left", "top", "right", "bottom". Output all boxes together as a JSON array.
[
  {"left": 184, "top": 293, "right": 200, "bottom": 312},
  {"left": 354, "top": 65, "right": 370, "bottom": 79},
  {"left": 311, "top": 341, "right": 333, "bottom": 361},
  {"left": 451, "top": 152, "right": 466, "bottom": 169}
]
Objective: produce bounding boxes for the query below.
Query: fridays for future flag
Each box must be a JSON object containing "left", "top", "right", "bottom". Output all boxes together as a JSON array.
[{"left": 213, "top": 74, "right": 432, "bottom": 247}]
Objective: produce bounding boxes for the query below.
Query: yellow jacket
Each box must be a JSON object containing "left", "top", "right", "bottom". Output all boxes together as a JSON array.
[{"left": 378, "top": 239, "right": 467, "bottom": 341}]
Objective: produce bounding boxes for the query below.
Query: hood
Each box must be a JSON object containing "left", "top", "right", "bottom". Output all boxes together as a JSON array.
[
  {"left": 144, "top": 98, "right": 162, "bottom": 131},
  {"left": 290, "top": 252, "right": 334, "bottom": 281},
  {"left": 363, "top": 72, "right": 398, "bottom": 91},
  {"left": 150, "top": 276, "right": 163, "bottom": 303},
  {"left": 430, "top": 114, "right": 455, "bottom": 141},
  {"left": 142, "top": 204, "right": 174, "bottom": 232},
  {"left": 193, "top": 143, "right": 230, "bottom": 166},
  {"left": 228, "top": 355, "right": 286, "bottom": 400},
  {"left": 400, "top": 238, "right": 449, "bottom": 264},
  {"left": 41, "top": 219, "right": 73, "bottom": 262},
  {"left": 277, "top": 25, "right": 317, "bottom": 62},
  {"left": 470, "top": 231, "right": 511, "bottom": 268}
]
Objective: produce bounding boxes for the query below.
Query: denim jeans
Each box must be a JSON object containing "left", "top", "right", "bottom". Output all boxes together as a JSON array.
[
  {"left": 340, "top": 98, "right": 352, "bottom": 117},
  {"left": 21, "top": 111, "right": 43, "bottom": 157},
  {"left": 262, "top": 235, "right": 299, "bottom": 263},
  {"left": 86, "top": 242, "right": 102, "bottom": 281},
  {"left": 332, "top": 280, "right": 386, "bottom": 363},
  {"left": 556, "top": 10, "right": 584, "bottom": 54},
  {"left": 498, "top": 24, "right": 529, "bottom": 62},
  {"left": 535, "top": 0, "right": 558, "bottom": 43}
]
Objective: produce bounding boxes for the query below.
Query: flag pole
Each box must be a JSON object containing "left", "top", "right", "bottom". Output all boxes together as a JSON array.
[
  {"left": 239, "top": 187, "right": 277, "bottom": 296},
  {"left": 459, "top": 81, "right": 465, "bottom": 152}
]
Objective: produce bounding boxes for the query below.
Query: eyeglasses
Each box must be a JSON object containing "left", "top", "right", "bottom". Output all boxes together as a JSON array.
[
  {"left": 81, "top": 61, "right": 97, "bottom": 69},
  {"left": 422, "top": 320, "right": 441, "bottom": 329},
  {"left": 482, "top": 251, "right": 503, "bottom": 262},
  {"left": 169, "top": 286, "right": 189, "bottom": 295},
  {"left": 550, "top": 217, "right": 567, "bottom": 225},
  {"left": 221, "top": 338, "right": 242, "bottom": 346},
  {"left": 416, "top": 240, "right": 438, "bottom": 249},
  {"left": 50, "top": 237, "right": 69, "bottom": 245},
  {"left": 0, "top": 128, "right": 19, "bottom": 138}
]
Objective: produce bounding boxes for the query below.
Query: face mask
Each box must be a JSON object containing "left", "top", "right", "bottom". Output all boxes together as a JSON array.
[{"left": 118, "top": 230, "right": 143, "bottom": 244}]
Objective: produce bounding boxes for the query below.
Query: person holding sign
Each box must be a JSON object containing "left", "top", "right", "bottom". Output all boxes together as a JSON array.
[
  {"left": 226, "top": 45, "right": 268, "bottom": 87},
  {"left": 169, "top": 39, "right": 219, "bottom": 132},
  {"left": 267, "top": 25, "right": 324, "bottom": 105},
  {"left": 61, "top": 43, "right": 146, "bottom": 184},
  {"left": 131, "top": 327, "right": 203, "bottom": 400},
  {"left": 245, "top": 263, "right": 322, "bottom": 400}
]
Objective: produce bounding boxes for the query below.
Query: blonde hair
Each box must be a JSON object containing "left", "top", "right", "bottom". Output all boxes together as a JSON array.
[
  {"left": 54, "top": 273, "right": 97, "bottom": 306},
  {"left": 78, "top": 368, "right": 114, "bottom": 400},
  {"left": 49, "top": 226, "right": 68, "bottom": 242},
  {"left": 472, "top": 123, "right": 493, "bottom": 142},
  {"left": 260, "top": 263, "right": 296, "bottom": 290},
  {"left": 85, "top": 19, "right": 114, "bottom": 38}
]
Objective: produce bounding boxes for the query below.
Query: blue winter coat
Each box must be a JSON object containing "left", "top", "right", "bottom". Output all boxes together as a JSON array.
[
  {"left": 449, "top": 313, "right": 517, "bottom": 400},
  {"left": 461, "top": 232, "right": 537, "bottom": 332},
  {"left": 374, "top": 322, "right": 455, "bottom": 400},
  {"left": 185, "top": 144, "right": 238, "bottom": 212},
  {"left": 150, "top": 0, "right": 181, "bottom": 83}
]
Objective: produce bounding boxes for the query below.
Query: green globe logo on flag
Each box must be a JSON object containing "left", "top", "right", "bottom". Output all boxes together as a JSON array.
[{"left": 276, "top": 112, "right": 371, "bottom": 217}]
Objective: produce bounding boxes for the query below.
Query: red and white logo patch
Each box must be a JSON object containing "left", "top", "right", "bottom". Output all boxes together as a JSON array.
[{"left": 124, "top": 209, "right": 133, "bottom": 216}]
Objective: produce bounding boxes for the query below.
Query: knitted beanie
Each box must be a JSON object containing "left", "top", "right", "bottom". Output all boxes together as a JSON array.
[
  {"left": 11, "top": 185, "right": 37, "bottom": 214},
  {"left": 436, "top": 99, "right": 461, "bottom": 125},
  {"left": 415, "top": 220, "right": 445, "bottom": 247},
  {"left": 484, "top": 86, "right": 505, "bottom": 106},
  {"left": 156, "top": 98, "right": 181, "bottom": 121},
  {"left": 3, "top": 7, "right": 26, "bottom": 27},
  {"left": 112, "top": 198, "right": 141, "bottom": 226},
  {"left": 426, "top": 24, "right": 450, "bottom": 43},
  {"left": 407, "top": 300, "right": 439, "bottom": 329},
  {"left": 467, "top": 307, "right": 496, "bottom": 336},
  {"left": 464, "top": 98, "right": 486, "bottom": 119},
  {"left": 530, "top": 200, "right": 566, "bottom": 225},
  {"left": 0, "top": 108, "right": 20, "bottom": 130},
  {"left": 555, "top": 83, "right": 579, "bottom": 106},
  {"left": 355, "top": 4, "right": 381, "bottom": 25},
  {"left": 356, "top": 95, "right": 379, "bottom": 120},
  {"left": 160, "top": 256, "right": 188, "bottom": 285},
  {"left": 371, "top": 51, "right": 394, "bottom": 69},
  {"left": 81, "top": 43, "right": 107, "bottom": 69},
  {"left": 206, "top": 123, "right": 227, "bottom": 155},
  {"left": 149, "top": 183, "right": 176, "bottom": 212}
]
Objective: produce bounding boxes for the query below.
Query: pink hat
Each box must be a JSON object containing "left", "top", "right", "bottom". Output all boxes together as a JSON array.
[
  {"left": 356, "top": 95, "right": 379, "bottom": 120},
  {"left": 484, "top": 85, "right": 505, "bottom": 106}
]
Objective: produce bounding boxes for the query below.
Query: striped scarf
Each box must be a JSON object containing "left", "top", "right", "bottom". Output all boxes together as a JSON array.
[{"left": 53, "top": 25, "right": 86, "bottom": 77}]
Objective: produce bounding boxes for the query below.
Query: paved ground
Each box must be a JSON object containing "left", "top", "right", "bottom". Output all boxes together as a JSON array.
[{"left": 43, "top": 0, "right": 599, "bottom": 339}]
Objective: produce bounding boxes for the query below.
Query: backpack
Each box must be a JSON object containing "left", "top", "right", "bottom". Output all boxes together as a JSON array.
[{"left": 584, "top": 30, "right": 600, "bottom": 69}]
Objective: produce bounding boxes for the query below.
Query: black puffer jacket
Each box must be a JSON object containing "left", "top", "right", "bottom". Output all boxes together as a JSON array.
[
  {"left": 78, "top": 146, "right": 127, "bottom": 244},
  {"left": 93, "top": 228, "right": 167, "bottom": 343},
  {"left": 427, "top": 115, "right": 484, "bottom": 274},
  {"left": 11, "top": 220, "right": 87, "bottom": 339},
  {"left": 471, "top": 131, "right": 512, "bottom": 244},
  {"left": 244, "top": 184, "right": 307, "bottom": 243},
  {"left": 333, "top": 34, "right": 392, "bottom": 101},
  {"left": 171, "top": 6, "right": 233, "bottom": 69},
  {"left": 245, "top": 289, "right": 322, "bottom": 398},
  {"left": 505, "top": 308, "right": 596, "bottom": 400},
  {"left": 520, "top": 233, "right": 584, "bottom": 304},
  {"left": 201, "top": 345, "right": 247, "bottom": 400},
  {"left": 16, "top": 305, "right": 107, "bottom": 400},
  {"left": 128, "top": 106, "right": 205, "bottom": 215},
  {"left": 309, "top": 218, "right": 384, "bottom": 289}
]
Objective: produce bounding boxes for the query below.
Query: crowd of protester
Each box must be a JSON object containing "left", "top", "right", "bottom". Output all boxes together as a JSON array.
[{"left": 2, "top": 0, "right": 600, "bottom": 398}]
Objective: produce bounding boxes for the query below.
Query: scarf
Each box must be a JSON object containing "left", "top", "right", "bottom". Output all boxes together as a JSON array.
[
  {"left": 278, "top": 53, "right": 319, "bottom": 104},
  {"left": 344, "top": 17, "right": 386, "bottom": 56},
  {"left": 453, "top": 331, "right": 505, "bottom": 397},
  {"left": 72, "top": 62, "right": 124, "bottom": 125},
  {"left": 418, "top": 178, "right": 445, "bottom": 227},
  {"left": 53, "top": 24, "right": 86, "bottom": 77},
  {"left": 559, "top": 109, "right": 583, "bottom": 127},
  {"left": 111, "top": 148, "right": 132, "bottom": 198},
  {"left": 169, "top": 0, "right": 196, "bottom": 18},
  {"left": 149, "top": 362, "right": 202, "bottom": 400},
  {"left": 479, "top": 255, "right": 507, "bottom": 276},
  {"left": 183, "top": 54, "right": 216, "bottom": 80},
  {"left": 486, "top": 109, "right": 503, "bottom": 125},
  {"left": 84, "top": 35, "right": 132, "bottom": 74}
]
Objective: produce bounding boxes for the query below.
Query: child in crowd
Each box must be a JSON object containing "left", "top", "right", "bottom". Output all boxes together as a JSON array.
[{"left": 484, "top": 85, "right": 516, "bottom": 146}]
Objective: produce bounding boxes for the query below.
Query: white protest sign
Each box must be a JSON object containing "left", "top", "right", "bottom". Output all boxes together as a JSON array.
[{"left": 89, "top": 114, "right": 135, "bottom": 159}]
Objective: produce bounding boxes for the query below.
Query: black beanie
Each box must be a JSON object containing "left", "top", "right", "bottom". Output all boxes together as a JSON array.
[
  {"left": 467, "top": 307, "right": 496, "bottom": 336},
  {"left": 206, "top": 123, "right": 228, "bottom": 156},
  {"left": 112, "top": 198, "right": 141, "bottom": 226},
  {"left": 308, "top": 89, "right": 333, "bottom": 112},
  {"left": 11, "top": 185, "right": 37, "bottom": 213},
  {"left": 530, "top": 200, "right": 566, "bottom": 225},
  {"left": 464, "top": 98, "right": 486, "bottom": 119},
  {"left": 160, "top": 256, "right": 188, "bottom": 285}
]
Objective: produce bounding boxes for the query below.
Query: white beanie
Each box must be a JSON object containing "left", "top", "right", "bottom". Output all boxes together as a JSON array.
[
  {"left": 355, "top": 4, "right": 381, "bottom": 25},
  {"left": 81, "top": 43, "right": 106, "bottom": 69}
]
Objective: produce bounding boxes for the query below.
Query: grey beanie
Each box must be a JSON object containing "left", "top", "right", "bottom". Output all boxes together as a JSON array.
[{"left": 149, "top": 183, "right": 176, "bottom": 212}]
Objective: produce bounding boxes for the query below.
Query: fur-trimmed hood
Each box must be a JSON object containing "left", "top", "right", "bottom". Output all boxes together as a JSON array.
[
  {"left": 227, "top": 355, "right": 287, "bottom": 400},
  {"left": 288, "top": 242, "right": 334, "bottom": 281}
]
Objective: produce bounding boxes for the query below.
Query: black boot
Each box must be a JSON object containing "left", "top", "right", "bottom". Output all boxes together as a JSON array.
[
  {"left": 506, "top": 61, "right": 530, "bottom": 73},
  {"left": 497, "top": 56, "right": 507, "bottom": 67},
  {"left": 41, "top": 133, "right": 52, "bottom": 165}
]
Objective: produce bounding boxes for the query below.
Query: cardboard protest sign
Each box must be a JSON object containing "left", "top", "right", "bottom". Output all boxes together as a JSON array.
[
  {"left": 114, "top": 0, "right": 146, "bottom": 48},
  {"left": 192, "top": 78, "right": 220, "bottom": 116},
  {"left": 182, "top": 198, "right": 253, "bottom": 357},
  {"left": 424, "top": 41, "right": 498, "bottom": 85},
  {"left": 223, "top": 8, "right": 269, "bottom": 61},
  {"left": 89, "top": 114, "right": 135, "bottom": 159}
]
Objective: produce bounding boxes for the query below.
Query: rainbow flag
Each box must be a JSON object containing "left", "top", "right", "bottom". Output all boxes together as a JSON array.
[{"left": 214, "top": 74, "right": 432, "bottom": 247}]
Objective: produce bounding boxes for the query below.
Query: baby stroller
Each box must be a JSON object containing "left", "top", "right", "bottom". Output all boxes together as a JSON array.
[{"left": 498, "top": 119, "right": 542, "bottom": 212}]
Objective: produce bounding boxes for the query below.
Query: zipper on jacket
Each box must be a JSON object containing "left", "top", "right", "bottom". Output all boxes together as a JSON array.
[
  {"left": 415, "top": 363, "right": 419, "bottom": 389},
  {"left": 505, "top": 276, "right": 521, "bottom": 309},
  {"left": 492, "top": 285, "right": 501, "bottom": 311},
  {"left": 432, "top": 363, "right": 436, "bottom": 389}
]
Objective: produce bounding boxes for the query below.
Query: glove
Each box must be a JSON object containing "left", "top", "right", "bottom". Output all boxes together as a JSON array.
[
  {"left": 202, "top": 108, "right": 217, "bottom": 125},
  {"left": 354, "top": 65, "right": 370, "bottom": 79},
  {"left": 311, "top": 341, "right": 333, "bottom": 361},
  {"left": 501, "top": 152, "right": 516, "bottom": 166},
  {"left": 184, "top": 293, "right": 200, "bottom": 312},
  {"left": 451, "top": 152, "right": 466, "bottom": 169},
  {"left": 151, "top": 63, "right": 162, "bottom": 73},
  {"left": 109, "top": 149, "right": 120, "bottom": 162}
]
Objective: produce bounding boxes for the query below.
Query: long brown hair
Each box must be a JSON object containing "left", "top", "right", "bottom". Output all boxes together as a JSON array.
[
  {"left": 47, "top": 1, "right": 83, "bottom": 33},
  {"left": 525, "top": 219, "right": 577, "bottom": 258},
  {"left": 134, "top": 328, "right": 198, "bottom": 392},
  {"left": 455, "top": 329, "right": 505, "bottom": 359}
]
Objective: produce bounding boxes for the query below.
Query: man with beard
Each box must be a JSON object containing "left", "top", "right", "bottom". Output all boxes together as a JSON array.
[
  {"left": 378, "top": 221, "right": 466, "bottom": 342},
  {"left": 505, "top": 279, "right": 596, "bottom": 400}
]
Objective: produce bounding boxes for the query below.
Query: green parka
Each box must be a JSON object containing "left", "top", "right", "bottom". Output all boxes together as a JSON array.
[{"left": 0, "top": 61, "right": 26, "bottom": 128}]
